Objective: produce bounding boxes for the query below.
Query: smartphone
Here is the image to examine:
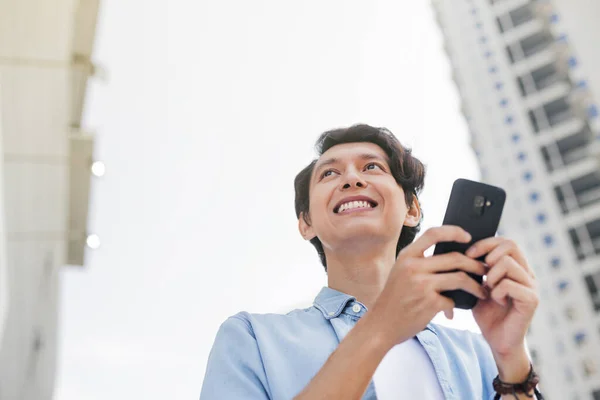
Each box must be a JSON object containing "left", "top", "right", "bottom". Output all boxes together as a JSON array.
[{"left": 433, "top": 178, "right": 506, "bottom": 310}]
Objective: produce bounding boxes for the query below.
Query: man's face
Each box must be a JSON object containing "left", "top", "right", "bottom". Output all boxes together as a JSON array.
[{"left": 299, "top": 142, "right": 418, "bottom": 252}]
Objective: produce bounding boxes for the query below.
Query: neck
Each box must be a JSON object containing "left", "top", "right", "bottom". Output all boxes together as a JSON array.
[{"left": 326, "top": 242, "right": 397, "bottom": 310}]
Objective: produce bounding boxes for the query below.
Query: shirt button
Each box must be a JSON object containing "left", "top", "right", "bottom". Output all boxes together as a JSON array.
[
  {"left": 352, "top": 304, "right": 361, "bottom": 313},
  {"left": 328, "top": 312, "right": 335, "bottom": 316}
]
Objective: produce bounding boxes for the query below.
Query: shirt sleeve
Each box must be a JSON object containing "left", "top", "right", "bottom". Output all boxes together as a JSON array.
[{"left": 200, "top": 316, "right": 271, "bottom": 400}]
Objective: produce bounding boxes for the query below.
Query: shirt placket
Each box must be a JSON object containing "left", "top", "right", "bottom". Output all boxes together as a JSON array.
[
  {"left": 328, "top": 312, "right": 378, "bottom": 399},
  {"left": 416, "top": 329, "right": 457, "bottom": 400}
]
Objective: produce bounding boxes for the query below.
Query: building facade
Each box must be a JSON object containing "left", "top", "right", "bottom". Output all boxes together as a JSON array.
[
  {"left": 0, "top": 0, "right": 100, "bottom": 398},
  {"left": 432, "top": 0, "right": 600, "bottom": 399}
]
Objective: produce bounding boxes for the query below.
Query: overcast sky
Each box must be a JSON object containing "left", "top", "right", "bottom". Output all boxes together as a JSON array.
[{"left": 55, "top": 1, "right": 480, "bottom": 399}]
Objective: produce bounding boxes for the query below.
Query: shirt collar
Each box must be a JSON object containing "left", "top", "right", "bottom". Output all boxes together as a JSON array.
[
  {"left": 313, "top": 286, "right": 358, "bottom": 319},
  {"left": 313, "top": 286, "right": 437, "bottom": 335}
]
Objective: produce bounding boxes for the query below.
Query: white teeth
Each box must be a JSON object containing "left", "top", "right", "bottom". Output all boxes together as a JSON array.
[{"left": 338, "top": 200, "right": 373, "bottom": 213}]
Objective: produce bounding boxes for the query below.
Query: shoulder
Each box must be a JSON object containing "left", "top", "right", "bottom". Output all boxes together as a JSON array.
[{"left": 218, "top": 306, "right": 324, "bottom": 339}]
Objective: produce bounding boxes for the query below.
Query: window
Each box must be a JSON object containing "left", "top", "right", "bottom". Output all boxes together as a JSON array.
[
  {"left": 540, "top": 125, "right": 592, "bottom": 172},
  {"left": 506, "top": 31, "right": 554, "bottom": 64},
  {"left": 584, "top": 272, "right": 600, "bottom": 312},
  {"left": 574, "top": 331, "right": 586, "bottom": 346},
  {"left": 529, "top": 96, "right": 574, "bottom": 133},
  {"left": 571, "top": 173, "right": 600, "bottom": 208},
  {"left": 554, "top": 172, "right": 600, "bottom": 214},
  {"left": 521, "top": 31, "right": 554, "bottom": 58},
  {"left": 517, "top": 63, "right": 564, "bottom": 97},
  {"left": 569, "top": 228, "right": 583, "bottom": 259},
  {"left": 569, "top": 219, "right": 600, "bottom": 260},
  {"left": 497, "top": 4, "right": 535, "bottom": 33},
  {"left": 506, "top": 46, "right": 516, "bottom": 64}
]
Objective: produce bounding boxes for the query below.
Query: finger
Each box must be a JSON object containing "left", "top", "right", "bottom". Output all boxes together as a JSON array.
[
  {"left": 405, "top": 226, "right": 471, "bottom": 257},
  {"left": 421, "top": 252, "right": 486, "bottom": 276},
  {"left": 490, "top": 279, "right": 539, "bottom": 312},
  {"left": 485, "top": 241, "right": 529, "bottom": 272},
  {"left": 467, "top": 238, "right": 530, "bottom": 274},
  {"left": 486, "top": 256, "right": 534, "bottom": 290},
  {"left": 433, "top": 271, "right": 488, "bottom": 300}
]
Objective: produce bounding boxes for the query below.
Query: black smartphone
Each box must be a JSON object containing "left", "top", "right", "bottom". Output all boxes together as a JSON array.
[{"left": 433, "top": 178, "right": 506, "bottom": 310}]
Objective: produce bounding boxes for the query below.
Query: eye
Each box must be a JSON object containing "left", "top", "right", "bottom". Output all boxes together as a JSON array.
[
  {"left": 364, "top": 162, "right": 384, "bottom": 171},
  {"left": 320, "top": 169, "right": 337, "bottom": 179}
]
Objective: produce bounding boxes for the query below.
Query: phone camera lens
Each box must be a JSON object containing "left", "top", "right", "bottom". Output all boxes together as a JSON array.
[{"left": 474, "top": 196, "right": 485, "bottom": 208}]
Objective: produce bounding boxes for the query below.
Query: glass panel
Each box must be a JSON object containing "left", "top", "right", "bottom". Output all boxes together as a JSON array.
[
  {"left": 520, "top": 32, "right": 554, "bottom": 58},
  {"left": 571, "top": 172, "right": 600, "bottom": 208},
  {"left": 568, "top": 227, "right": 585, "bottom": 260},
  {"left": 531, "top": 63, "right": 561, "bottom": 91},
  {"left": 584, "top": 273, "right": 600, "bottom": 312},
  {"left": 540, "top": 127, "right": 591, "bottom": 172},
  {"left": 509, "top": 4, "right": 534, "bottom": 28},
  {"left": 545, "top": 97, "right": 573, "bottom": 126}
]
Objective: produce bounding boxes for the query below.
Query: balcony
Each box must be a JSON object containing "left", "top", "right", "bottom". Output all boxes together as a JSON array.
[
  {"left": 584, "top": 272, "right": 600, "bottom": 312},
  {"left": 549, "top": 157, "right": 598, "bottom": 187},
  {"left": 517, "top": 62, "right": 566, "bottom": 96},
  {"left": 490, "top": 0, "right": 531, "bottom": 14},
  {"left": 541, "top": 125, "right": 593, "bottom": 172},
  {"left": 555, "top": 172, "right": 600, "bottom": 214},
  {"left": 506, "top": 31, "right": 554, "bottom": 64},
  {"left": 529, "top": 96, "right": 574, "bottom": 133},
  {"left": 511, "top": 50, "right": 556, "bottom": 77},
  {"left": 569, "top": 218, "right": 600, "bottom": 260},
  {"left": 497, "top": 3, "right": 535, "bottom": 33}
]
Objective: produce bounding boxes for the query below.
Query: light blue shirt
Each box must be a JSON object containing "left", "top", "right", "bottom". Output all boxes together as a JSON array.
[{"left": 200, "top": 287, "right": 501, "bottom": 399}]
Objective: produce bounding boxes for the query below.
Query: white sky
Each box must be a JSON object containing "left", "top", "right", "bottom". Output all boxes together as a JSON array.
[{"left": 55, "top": 1, "right": 481, "bottom": 399}]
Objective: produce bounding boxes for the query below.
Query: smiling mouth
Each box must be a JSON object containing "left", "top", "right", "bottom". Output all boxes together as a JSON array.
[{"left": 334, "top": 200, "right": 378, "bottom": 214}]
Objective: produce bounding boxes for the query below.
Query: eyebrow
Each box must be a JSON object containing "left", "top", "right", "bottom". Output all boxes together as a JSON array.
[{"left": 314, "top": 153, "right": 388, "bottom": 176}]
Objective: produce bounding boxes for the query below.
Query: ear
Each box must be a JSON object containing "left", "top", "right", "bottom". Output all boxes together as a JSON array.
[
  {"left": 403, "top": 196, "right": 422, "bottom": 228},
  {"left": 298, "top": 212, "right": 316, "bottom": 241}
]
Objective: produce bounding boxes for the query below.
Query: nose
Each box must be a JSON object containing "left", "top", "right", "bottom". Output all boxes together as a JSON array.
[{"left": 340, "top": 170, "right": 367, "bottom": 190}]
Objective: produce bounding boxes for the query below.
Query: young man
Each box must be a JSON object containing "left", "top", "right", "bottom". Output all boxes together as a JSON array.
[{"left": 200, "top": 124, "right": 543, "bottom": 399}]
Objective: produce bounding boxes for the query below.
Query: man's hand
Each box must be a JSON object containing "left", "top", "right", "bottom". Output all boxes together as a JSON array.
[
  {"left": 468, "top": 237, "right": 539, "bottom": 382},
  {"left": 369, "top": 226, "right": 489, "bottom": 347}
]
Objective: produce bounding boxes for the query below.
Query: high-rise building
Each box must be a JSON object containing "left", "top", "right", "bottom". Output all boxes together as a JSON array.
[
  {"left": 0, "top": 0, "right": 100, "bottom": 398},
  {"left": 432, "top": 0, "right": 600, "bottom": 398}
]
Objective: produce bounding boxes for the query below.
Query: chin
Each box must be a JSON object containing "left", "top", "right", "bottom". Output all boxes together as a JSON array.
[{"left": 336, "top": 226, "right": 391, "bottom": 243}]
